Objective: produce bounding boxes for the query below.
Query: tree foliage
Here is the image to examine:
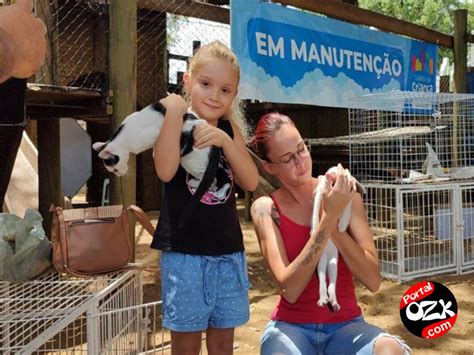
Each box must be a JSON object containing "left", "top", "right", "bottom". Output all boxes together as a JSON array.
[
  {"left": 358, "top": 0, "right": 474, "bottom": 65},
  {"left": 359, "top": 0, "right": 474, "bottom": 34}
]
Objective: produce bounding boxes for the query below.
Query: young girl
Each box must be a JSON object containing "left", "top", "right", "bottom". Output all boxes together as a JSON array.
[
  {"left": 151, "top": 41, "right": 258, "bottom": 354},
  {"left": 250, "top": 112, "right": 411, "bottom": 354}
]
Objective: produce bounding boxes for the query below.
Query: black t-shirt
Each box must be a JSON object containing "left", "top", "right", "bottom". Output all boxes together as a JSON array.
[{"left": 151, "top": 119, "right": 244, "bottom": 255}]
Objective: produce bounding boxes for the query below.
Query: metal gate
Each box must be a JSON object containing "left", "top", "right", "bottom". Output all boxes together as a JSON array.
[{"left": 366, "top": 182, "right": 474, "bottom": 282}]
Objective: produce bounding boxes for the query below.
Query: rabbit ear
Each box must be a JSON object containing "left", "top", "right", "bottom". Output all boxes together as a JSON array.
[
  {"left": 344, "top": 168, "right": 366, "bottom": 195},
  {"left": 354, "top": 179, "right": 366, "bottom": 195},
  {"left": 98, "top": 149, "right": 114, "bottom": 160},
  {"left": 92, "top": 142, "right": 106, "bottom": 152}
]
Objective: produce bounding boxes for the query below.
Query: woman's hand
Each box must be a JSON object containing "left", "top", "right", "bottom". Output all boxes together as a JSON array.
[
  {"left": 193, "top": 123, "right": 231, "bottom": 149},
  {"left": 322, "top": 164, "right": 356, "bottom": 224},
  {"left": 159, "top": 94, "right": 187, "bottom": 118}
]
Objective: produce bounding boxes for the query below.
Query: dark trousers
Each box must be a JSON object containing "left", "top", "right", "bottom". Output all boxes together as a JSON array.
[{"left": 0, "top": 78, "right": 27, "bottom": 212}]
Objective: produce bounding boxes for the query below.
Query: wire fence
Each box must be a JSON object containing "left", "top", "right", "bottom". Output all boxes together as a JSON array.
[
  {"left": 33, "top": 0, "right": 109, "bottom": 92},
  {"left": 32, "top": 0, "right": 230, "bottom": 108},
  {"left": 166, "top": 15, "right": 230, "bottom": 83}
]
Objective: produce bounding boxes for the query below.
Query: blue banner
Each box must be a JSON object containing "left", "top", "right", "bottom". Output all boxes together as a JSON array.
[{"left": 231, "top": 0, "right": 437, "bottom": 108}]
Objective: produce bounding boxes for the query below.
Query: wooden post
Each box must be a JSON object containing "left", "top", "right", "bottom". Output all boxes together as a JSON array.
[
  {"left": 136, "top": 11, "right": 167, "bottom": 211},
  {"left": 109, "top": 0, "right": 137, "bottom": 259},
  {"left": 453, "top": 9, "right": 467, "bottom": 168},
  {"left": 38, "top": 119, "right": 63, "bottom": 235},
  {"left": 177, "top": 71, "right": 184, "bottom": 91},
  {"left": 86, "top": 11, "right": 111, "bottom": 206},
  {"left": 454, "top": 9, "right": 467, "bottom": 94},
  {"left": 244, "top": 190, "right": 252, "bottom": 222}
]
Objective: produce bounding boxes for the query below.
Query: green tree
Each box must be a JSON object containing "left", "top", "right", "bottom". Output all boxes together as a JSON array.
[{"left": 358, "top": 0, "right": 474, "bottom": 65}]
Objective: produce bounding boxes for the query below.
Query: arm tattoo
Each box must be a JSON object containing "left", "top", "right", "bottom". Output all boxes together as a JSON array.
[
  {"left": 270, "top": 204, "right": 280, "bottom": 227},
  {"left": 299, "top": 228, "right": 326, "bottom": 266},
  {"left": 252, "top": 201, "right": 280, "bottom": 227},
  {"left": 252, "top": 204, "right": 270, "bottom": 219}
]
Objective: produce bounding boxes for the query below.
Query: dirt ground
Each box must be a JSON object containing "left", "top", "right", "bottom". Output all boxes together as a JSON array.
[{"left": 136, "top": 203, "right": 474, "bottom": 355}]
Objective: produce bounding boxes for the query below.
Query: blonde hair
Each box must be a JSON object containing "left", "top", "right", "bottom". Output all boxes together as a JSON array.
[{"left": 184, "top": 41, "right": 251, "bottom": 142}]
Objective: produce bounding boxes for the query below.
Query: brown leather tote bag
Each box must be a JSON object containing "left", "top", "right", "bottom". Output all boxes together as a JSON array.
[{"left": 50, "top": 205, "right": 132, "bottom": 276}]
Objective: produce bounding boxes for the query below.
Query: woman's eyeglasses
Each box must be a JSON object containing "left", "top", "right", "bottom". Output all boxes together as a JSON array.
[{"left": 268, "top": 141, "right": 311, "bottom": 170}]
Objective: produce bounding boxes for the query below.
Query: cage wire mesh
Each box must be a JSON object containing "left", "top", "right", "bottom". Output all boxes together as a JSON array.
[
  {"left": 166, "top": 14, "right": 230, "bottom": 84},
  {"left": 365, "top": 184, "right": 457, "bottom": 281},
  {"left": 350, "top": 91, "right": 474, "bottom": 281},
  {"left": 32, "top": 0, "right": 231, "bottom": 107},
  {"left": 461, "top": 185, "right": 474, "bottom": 271},
  {"left": 94, "top": 299, "right": 169, "bottom": 354},
  {"left": 349, "top": 91, "right": 474, "bottom": 184},
  {"left": 0, "top": 270, "right": 173, "bottom": 354},
  {"left": 365, "top": 182, "right": 474, "bottom": 281},
  {"left": 34, "top": 0, "right": 109, "bottom": 92}
]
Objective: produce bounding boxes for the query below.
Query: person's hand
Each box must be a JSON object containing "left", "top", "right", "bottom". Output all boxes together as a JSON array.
[
  {"left": 0, "top": 0, "right": 47, "bottom": 82},
  {"left": 193, "top": 123, "right": 231, "bottom": 149},
  {"left": 159, "top": 94, "right": 187, "bottom": 118},
  {"left": 322, "top": 164, "right": 356, "bottom": 224}
]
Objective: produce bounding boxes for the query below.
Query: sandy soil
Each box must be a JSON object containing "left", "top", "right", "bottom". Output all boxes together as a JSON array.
[{"left": 136, "top": 205, "right": 474, "bottom": 355}]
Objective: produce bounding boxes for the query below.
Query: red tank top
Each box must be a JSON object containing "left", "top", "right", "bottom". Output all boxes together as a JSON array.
[{"left": 270, "top": 194, "right": 362, "bottom": 323}]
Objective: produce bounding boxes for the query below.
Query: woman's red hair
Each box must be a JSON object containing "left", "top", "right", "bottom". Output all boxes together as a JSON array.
[{"left": 251, "top": 112, "right": 294, "bottom": 160}]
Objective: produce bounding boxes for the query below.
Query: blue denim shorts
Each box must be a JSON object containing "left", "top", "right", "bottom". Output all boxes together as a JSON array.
[
  {"left": 260, "top": 316, "right": 411, "bottom": 355},
  {"left": 160, "top": 251, "right": 250, "bottom": 332}
]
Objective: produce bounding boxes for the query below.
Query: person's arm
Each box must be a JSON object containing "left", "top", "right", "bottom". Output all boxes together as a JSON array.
[
  {"left": 251, "top": 196, "right": 338, "bottom": 303},
  {"left": 0, "top": 28, "right": 15, "bottom": 83},
  {"left": 0, "top": 0, "right": 46, "bottom": 83},
  {"left": 251, "top": 167, "right": 356, "bottom": 303},
  {"left": 223, "top": 122, "right": 258, "bottom": 191},
  {"left": 153, "top": 94, "right": 187, "bottom": 182},
  {"left": 193, "top": 121, "right": 258, "bottom": 191},
  {"left": 330, "top": 193, "right": 381, "bottom": 292}
]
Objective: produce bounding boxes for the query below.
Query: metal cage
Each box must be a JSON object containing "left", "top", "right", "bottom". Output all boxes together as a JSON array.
[
  {"left": 349, "top": 91, "right": 474, "bottom": 281},
  {"left": 366, "top": 182, "right": 474, "bottom": 282},
  {"left": 349, "top": 91, "right": 474, "bottom": 184},
  {"left": 0, "top": 270, "right": 171, "bottom": 354}
]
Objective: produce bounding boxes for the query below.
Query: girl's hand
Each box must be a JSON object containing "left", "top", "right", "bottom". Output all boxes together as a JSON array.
[
  {"left": 193, "top": 123, "right": 231, "bottom": 149},
  {"left": 159, "top": 94, "right": 187, "bottom": 117}
]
